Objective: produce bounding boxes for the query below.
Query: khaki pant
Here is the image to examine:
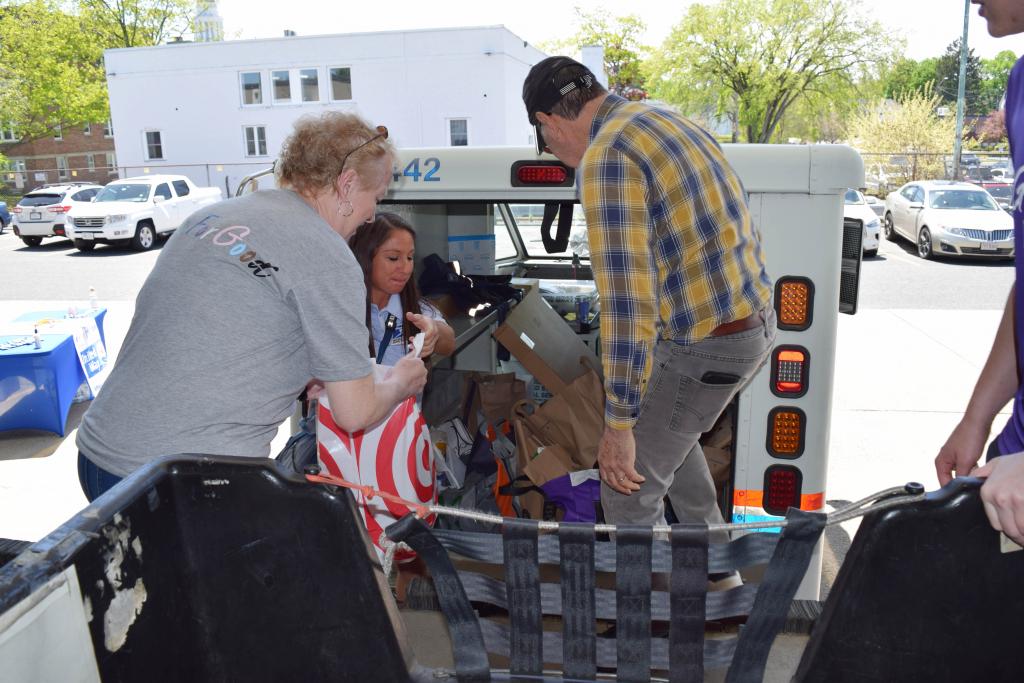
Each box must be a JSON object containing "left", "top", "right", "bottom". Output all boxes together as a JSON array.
[{"left": 600, "top": 307, "right": 777, "bottom": 543}]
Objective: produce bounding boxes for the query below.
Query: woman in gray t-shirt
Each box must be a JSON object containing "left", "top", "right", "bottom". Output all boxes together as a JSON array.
[{"left": 76, "top": 112, "right": 427, "bottom": 501}]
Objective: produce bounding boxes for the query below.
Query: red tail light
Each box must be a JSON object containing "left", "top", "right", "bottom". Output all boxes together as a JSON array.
[
  {"left": 48, "top": 205, "right": 71, "bottom": 214},
  {"left": 763, "top": 465, "right": 802, "bottom": 515},
  {"left": 510, "top": 161, "right": 574, "bottom": 187}
]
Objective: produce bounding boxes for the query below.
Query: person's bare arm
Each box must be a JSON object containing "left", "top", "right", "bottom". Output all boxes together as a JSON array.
[
  {"left": 324, "top": 351, "right": 427, "bottom": 431},
  {"left": 935, "top": 284, "right": 1019, "bottom": 485}
]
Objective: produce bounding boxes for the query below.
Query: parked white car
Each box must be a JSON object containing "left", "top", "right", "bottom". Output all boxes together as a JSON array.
[
  {"left": 65, "top": 175, "right": 222, "bottom": 252},
  {"left": 883, "top": 180, "right": 1013, "bottom": 260},
  {"left": 844, "top": 189, "right": 881, "bottom": 258},
  {"left": 11, "top": 183, "right": 103, "bottom": 248}
]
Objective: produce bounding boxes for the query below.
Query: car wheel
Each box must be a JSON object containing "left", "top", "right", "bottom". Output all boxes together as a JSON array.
[
  {"left": 883, "top": 213, "right": 896, "bottom": 241},
  {"left": 21, "top": 236, "right": 42, "bottom": 248},
  {"left": 864, "top": 248, "right": 878, "bottom": 258},
  {"left": 131, "top": 222, "right": 156, "bottom": 251},
  {"left": 74, "top": 239, "right": 96, "bottom": 252},
  {"left": 917, "top": 227, "right": 933, "bottom": 260}
]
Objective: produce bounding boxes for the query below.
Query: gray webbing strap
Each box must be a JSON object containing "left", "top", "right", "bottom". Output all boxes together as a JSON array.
[
  {"left": 503, "top": 518, "right": 543, "bottom": 675},
  {"left": 670, "top": 524, "right": 708, "bottom": 683},
  {"left": 726, "top": 509, "right": 827, "bottom": 683},
  {"left": 478, "top": 621, "right": 740, "bottom": 672},
  {"left": 615, "top": 525, "right": 654, "bottom": 681},
  {"left": 432, "top": 527, "right": 780, "bottom": 572},
  {"left": 558, "top": 523, "right": 596, "bottom": 679},
  {"left": 385, "top": 515, "right": 490, "bottom": 682},
  {"left": 455, "top": 571, "right": 756, "bottom": 622}
]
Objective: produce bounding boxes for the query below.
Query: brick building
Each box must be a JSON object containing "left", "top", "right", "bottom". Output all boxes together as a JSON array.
[{"left": 1, "top": 122, "right": 117, "bottom": 194}]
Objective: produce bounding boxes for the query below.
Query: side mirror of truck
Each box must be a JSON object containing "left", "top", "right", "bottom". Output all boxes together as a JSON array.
[{"left": 153, "top": 195, "right": 166, "bottom": 204}]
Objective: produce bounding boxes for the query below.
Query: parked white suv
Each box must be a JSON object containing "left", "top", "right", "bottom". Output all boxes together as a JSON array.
[
  {"left": 11, "top": 183, "right": 103, "bottom": 248},
  {"left": 66, "top": 175, "right": 222, "bottom": 251}
]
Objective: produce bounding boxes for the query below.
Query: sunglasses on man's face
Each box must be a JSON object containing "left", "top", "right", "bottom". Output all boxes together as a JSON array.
[{"left": 341, "top": 125, "right": 389, "bottom": 170}]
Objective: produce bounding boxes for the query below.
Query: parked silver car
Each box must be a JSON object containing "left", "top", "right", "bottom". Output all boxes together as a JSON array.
[{"left": 883, "top": 180, "right": 1013, "bottom": 260}]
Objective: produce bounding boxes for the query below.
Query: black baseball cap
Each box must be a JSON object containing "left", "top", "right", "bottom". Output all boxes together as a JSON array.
[{"left": 522, "top": 56, "right": 598, "bottom": 154}]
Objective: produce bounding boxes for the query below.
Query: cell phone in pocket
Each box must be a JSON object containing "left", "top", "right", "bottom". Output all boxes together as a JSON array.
[{"left": 701, "top": 370, "right": 740, "bottom": 385}]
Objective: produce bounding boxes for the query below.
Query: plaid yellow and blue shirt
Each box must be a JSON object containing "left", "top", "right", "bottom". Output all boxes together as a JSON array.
[{"left": 581, "top": 95, "right": 772, "bottom": 429}]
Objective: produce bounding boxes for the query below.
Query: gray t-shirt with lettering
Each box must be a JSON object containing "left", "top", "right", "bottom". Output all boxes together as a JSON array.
[{"left": 77, "top": 189, "right": 372, "bottom": 476}]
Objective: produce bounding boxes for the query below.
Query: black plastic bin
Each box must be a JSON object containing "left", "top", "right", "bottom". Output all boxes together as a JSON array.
[{"left": 0, "top": 456, "right": 432, "bottom": 682}]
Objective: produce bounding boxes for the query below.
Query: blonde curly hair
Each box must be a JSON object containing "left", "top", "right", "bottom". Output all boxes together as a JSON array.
[{"left": 276, "top": 111, "right": 394, "bottom": 196}]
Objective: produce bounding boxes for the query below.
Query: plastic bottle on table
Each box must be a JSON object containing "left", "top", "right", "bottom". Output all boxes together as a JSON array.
[{"left": 89, "top": 286, "right": 98, "bottom": 310}]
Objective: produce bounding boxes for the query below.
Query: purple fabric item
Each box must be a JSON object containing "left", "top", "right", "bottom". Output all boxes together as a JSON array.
[
  {"left": 996, "top": 56, "right": 1024, "bottom": 457},
  {"left": 539, "top": 474, "right": 601, "bottom": 522}
]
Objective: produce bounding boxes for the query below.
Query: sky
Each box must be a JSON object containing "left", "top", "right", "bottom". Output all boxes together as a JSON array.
[{"left": 214, "top": 0, "right": 1022, "bottom": 61}]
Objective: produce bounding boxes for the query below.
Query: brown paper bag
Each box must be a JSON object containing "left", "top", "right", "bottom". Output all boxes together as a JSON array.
[
  {"left": 512, "top": 358, "right": 604, "bottom": 470},
  {"left": 522, "top": 445, "right": 576, "bottom": 487},
  {"left": 462, "top": 372, "right": 527, "bottom": 435}
]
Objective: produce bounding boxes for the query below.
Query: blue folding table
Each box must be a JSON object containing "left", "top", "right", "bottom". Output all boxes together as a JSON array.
[
  {"left": 0, "top": 334, "right": 84, "bottom": 436},
  {"left": 0, "top": 308, "right": 108, "bottom": 436}
]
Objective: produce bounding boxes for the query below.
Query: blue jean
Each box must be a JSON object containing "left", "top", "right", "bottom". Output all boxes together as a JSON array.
[{"left": 78, "top": 452, "right": 123, "bottom": 502}]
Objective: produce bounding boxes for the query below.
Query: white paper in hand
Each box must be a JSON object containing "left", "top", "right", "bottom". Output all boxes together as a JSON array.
[{"left": 411, "top": 332, "right": 425, "bottom": 357}]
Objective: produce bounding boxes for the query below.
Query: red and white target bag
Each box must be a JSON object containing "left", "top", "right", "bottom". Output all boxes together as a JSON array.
[{"left": 316, "top": 392, "right": 437, "bottom": 563}]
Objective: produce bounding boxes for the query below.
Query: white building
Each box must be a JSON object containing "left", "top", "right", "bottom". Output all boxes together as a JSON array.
[{"left": 104, "top": 26, "right": 547, "bottom": 193}]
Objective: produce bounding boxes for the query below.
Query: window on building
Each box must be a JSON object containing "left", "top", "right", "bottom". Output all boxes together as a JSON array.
[
  {"left": 240, "top": 71, "right": 263, "bottom": 105},
  {"left": 172, "top": 179, "right": 190, "bottom": 197},
  {"left": 243, "top": 125, "right": 268, "bottom": 157},
  {"left": 83, "top": 123, "right": 92, "bottom": 136},
  {"left": 105, "top": 152, "right": 117, "bottom": 175},
  {"left": 145, "top": 130, "right": 163, "bottom": 160},
  {"left": 87, "top": 153, "right": 96, "bottom": 171},
  {"left": 449, "top": 118, "right": 469, "bottom": 147},
  {"left": 54, "top": 124, "right": 63, "bottom": 141},
  {"left": 104, "top": 119, "right": 114, "bottom": 137},
  {"left": 14, "top": 159, "right": 27, "bottom": 174},
  {"left": 56, "top": 156, "right": 69, "bottom": 179},
  {"left": 0, "top": 123, "right": 16, "bottom": 142},
  {"left": 299, "top": 68, "right": 319, "bottom": 102},
  {"left": 329, "top": 67, "right": 352, "bottom": 101},
  {"left": 272, "top": 70, "right": 291, "bottom": 103}
]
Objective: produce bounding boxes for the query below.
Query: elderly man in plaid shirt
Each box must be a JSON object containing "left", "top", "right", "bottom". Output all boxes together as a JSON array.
[{"left": 523, "top": 57, "right": 777, "bottom": 581}]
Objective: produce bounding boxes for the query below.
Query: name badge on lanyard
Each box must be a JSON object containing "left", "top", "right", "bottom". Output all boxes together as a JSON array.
[{"left": 376, "top": 313, "right": 399, "bottom": 365}]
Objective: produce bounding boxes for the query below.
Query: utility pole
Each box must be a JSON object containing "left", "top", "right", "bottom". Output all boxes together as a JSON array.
[{"left": 952, "top": 0, "right": 970, "bottom": 180}]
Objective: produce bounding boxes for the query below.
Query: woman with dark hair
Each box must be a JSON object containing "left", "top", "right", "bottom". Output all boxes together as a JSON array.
[{"left": 349, "top": 212, "right": 455, "bottom": 365}]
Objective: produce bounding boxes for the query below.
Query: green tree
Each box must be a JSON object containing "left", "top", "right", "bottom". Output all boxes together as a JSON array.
[
  {"left": 541, "top": 7, "right": 649, "bottom": 97},
  {"left": 881, "top": 57, "right": 939, "bottom": 100},
  {"left": 979, "top": 50, "right": 1016, "bottom": 113},
  {"left": 646, "top": 0, "right": 895, "bottom": 143},
  {"left": 848, "top": 85, "right": 961, "bottom": 187},
  {"left": 934, "top": 39, "right": 984, "bottom": 114},
  {"left": 0, "top": 0, "right": 196, "bottom": 147},
  {"left": 79, "top": 0, "right": 193, "bottom": 48},
  {"left": 0, "top": 0, "right": 109, "bottom": 142}
]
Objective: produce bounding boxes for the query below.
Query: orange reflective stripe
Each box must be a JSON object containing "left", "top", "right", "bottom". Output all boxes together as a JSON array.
[
  {"left": 800, "top": 492, "right": 824, "bottom": 511},
  {"left": 733, "top": 489, "right": 824, "bottom": 511},
  {"left": 733, "top": 489, "right": 763, "bottom": 507}
]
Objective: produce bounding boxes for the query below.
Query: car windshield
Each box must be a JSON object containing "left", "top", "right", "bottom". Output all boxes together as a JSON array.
[
  {"left": 18, "top": 193, "right": 63, "bottom": 207},
  {"left": 95, "top": 184, "right": 151, "bottom": 203},
  {"left": 844, "top": 189, "right": 864, "bottom": 204},
  {"left": 927, "top": 189, "right": 999, "bottom": 211}
]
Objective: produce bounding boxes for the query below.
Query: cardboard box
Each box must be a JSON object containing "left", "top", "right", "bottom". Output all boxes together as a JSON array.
[{"left": 492, "top": 289, "right": 600, "bottom": 395}]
